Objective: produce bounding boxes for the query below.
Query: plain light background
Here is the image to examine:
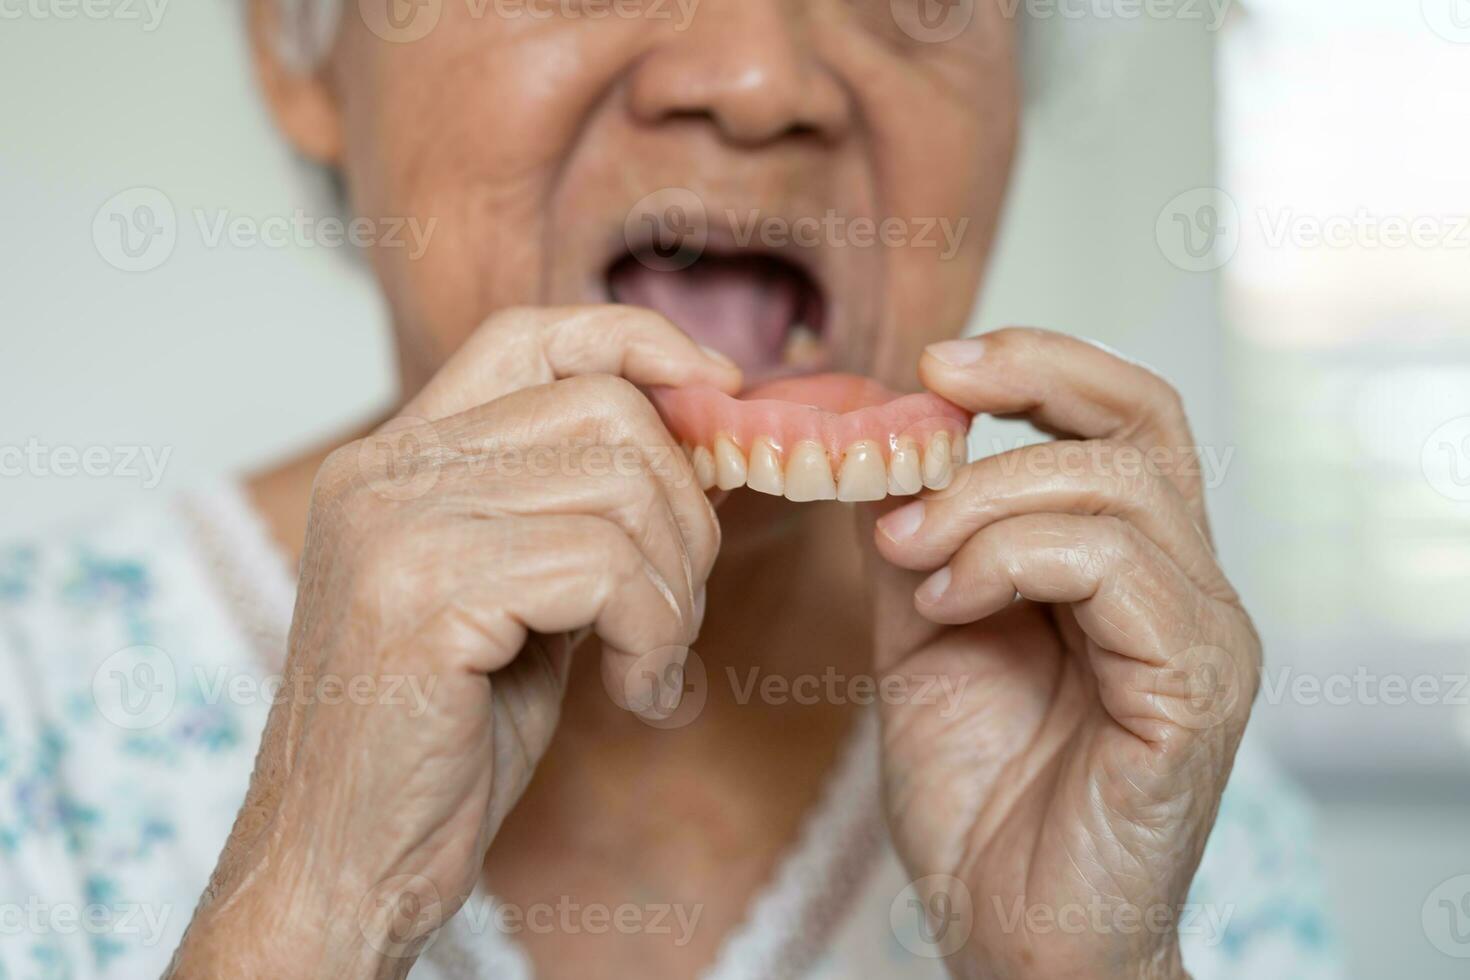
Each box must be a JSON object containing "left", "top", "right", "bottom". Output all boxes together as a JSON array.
[{"left": 2, "top": 3, "right": 1468, "bottom": 977}]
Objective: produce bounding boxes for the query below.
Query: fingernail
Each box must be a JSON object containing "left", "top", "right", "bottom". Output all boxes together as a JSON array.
[
  {"left": 916, "top": 566, "right": 951, "bottom": 605},
  {"left": 698, "top": 344, "right": 739, "bottom": 370},
  {"left": 925, "top": 339, "right": 985, "bottom": 367},
  {"left": 878, "top": 501, "right": 925, "bottom": 542}
]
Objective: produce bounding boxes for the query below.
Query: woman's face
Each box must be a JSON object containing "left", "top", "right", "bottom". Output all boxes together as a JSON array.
[{"left": 261, "top": 0, "right": 1019, "bottom": 393}]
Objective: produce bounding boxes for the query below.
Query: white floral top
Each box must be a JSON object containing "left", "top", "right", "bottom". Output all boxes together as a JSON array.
[{"left": 0, "top": 483, "right": 1344, "bottom": 980}]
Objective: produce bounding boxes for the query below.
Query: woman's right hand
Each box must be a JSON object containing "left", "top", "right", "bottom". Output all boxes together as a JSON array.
[{"left": 168, "top": 306, "right": 740, "bottom": 980}]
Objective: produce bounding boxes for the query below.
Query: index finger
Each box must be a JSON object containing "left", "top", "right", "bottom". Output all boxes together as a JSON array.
[
  {"left": 918, "top": 327, "right": 1211, "bottom": 539},
  {"left": 404, "top": 304, "right": 742, "bottom": 422}
]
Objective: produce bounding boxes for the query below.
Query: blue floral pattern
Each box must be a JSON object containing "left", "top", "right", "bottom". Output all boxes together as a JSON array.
[
  {"left": 0, "top": 504, "right": 267, "bottom": 980},
  {"left": 0, "top": 495, "right": 1343, "bottom": 979}
]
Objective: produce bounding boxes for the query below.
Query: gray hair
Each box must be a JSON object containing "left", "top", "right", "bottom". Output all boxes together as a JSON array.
[{"left": 272, "top": 0, "right": 341, "bottom": 74}]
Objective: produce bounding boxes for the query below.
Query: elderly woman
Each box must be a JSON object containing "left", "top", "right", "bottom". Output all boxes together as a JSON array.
[{"left": 1, "top": 2, "right": 1338, "bottom": 978}]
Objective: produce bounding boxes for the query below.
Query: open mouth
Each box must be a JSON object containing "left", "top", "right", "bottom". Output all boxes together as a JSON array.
[
  {"left": 605, "top": 236, "right": 970, "bottom": 503},
  {"left": 605, "top": 248, "right": 829, "bottom": 385}
]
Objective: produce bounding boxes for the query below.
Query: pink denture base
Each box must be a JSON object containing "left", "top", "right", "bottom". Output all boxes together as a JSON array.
[{"left": 649, "top": 373, "right": 969, "bottom": 461}]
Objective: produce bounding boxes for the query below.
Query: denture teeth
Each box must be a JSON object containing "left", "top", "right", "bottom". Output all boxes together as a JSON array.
[
  {"left": 689, "top": 430, "right": 961, "bottom": 500},
  {"left": 691, "top": 446, "right": 718, "bottom": 490},
  {"left": 784, "top": 440, "right": 837, "bottom": 501},
  {"left": 922, "top": 432, "right": 954, "bottom": 490},
  {"left": 836, "top": 440, "right": 888, "bottom": 502},
  {"left": 713, "top": 434, "right": 747, "bottom": 491},
  {"left": 746, "top": 436, "right": 785, "bottom": 496},
  {"left": 888, "top": 437, "right": 923, "bottom": 496}
]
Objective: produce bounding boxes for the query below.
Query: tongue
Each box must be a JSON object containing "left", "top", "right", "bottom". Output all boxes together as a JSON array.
[{"left": 608, "top": 255, "right": 803, "bottom": 372}]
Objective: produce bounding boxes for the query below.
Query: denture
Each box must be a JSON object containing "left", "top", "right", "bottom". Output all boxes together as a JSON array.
[{"left": 651, "top": 373, "right": 969, "bottom": 502}]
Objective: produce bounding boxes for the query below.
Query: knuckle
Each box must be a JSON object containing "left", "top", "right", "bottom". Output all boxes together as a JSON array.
[
  {"left": 1097, "top": 437, "right": 1156, "bottom": 492},
  {"left": 1143, "top": 373, "right": 1189, "bottom": 426},
  {"left": 312, "top": 441, "right": 389, "bottom": 524},
  {"left": 315, "top": 442, "right": 363, "bottom": 501},
  {"left": 604, "top": 302, "right": 678, "bottom": 335},
  {"left": 566, "top": 373, "right": 647, "bottom": 414},
  {"left": 979, "top": 326, "right": 1034, "bottom": 360},
  {"left": 576, "top": 375, "right": 670, "bottom": 447}
]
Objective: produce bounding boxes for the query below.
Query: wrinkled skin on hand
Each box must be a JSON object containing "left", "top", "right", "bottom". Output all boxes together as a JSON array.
[
  {"left": 164, "top": 0, "right": 1262, "bottom": 975},
  {"left": 169, "top": 307, "right": 739, "bottom": 977},
  {"left": 865, "top": 329, "right": 1261, "bottom": 980}
]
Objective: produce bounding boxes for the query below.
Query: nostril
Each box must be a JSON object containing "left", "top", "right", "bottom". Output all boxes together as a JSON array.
[{"left": 625, "top": 29, "right": 852, "bottom": 147}]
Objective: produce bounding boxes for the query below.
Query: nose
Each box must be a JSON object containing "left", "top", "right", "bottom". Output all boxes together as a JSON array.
[{"left": 627, "top": 0, "right": 852, "bottom": 146}]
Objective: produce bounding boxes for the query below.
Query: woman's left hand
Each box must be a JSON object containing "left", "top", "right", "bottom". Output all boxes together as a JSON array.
[{"left": 864, "top": 328, "right": 1261, "bottom": 980}]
